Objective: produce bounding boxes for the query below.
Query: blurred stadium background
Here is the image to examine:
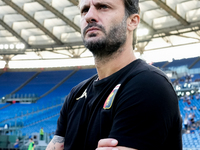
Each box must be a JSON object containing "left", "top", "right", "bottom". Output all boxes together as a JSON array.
[{"left": 0, "top": 0, "right": 200, "bottom": 149}]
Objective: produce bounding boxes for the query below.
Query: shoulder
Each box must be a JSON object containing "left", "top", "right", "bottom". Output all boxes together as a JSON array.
[
  {"left": 133, "top": 59, "right": 170, "bottom": 81},
  {"left": 121, "top": 67, "right": 176, "bottom": 100},
  {"left": 115, "top": 62, "right": 177, "bottom": 112},
  {"left": 123, "top": 59, "right": 171, "bottom": 85},
  {"left": 123, "top": 60, "right": 173, "bottom": 93},
  {"left": 63, "top": 74, "right": 98, "bottom": 106},
  {"left": 71, "top": 74, "right": 98, "bottom": 94}
]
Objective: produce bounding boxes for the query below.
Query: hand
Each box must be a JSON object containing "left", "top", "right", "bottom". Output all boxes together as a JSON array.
[
  {"left": 96, "top": 138, "right": 137, "bottom": 150},
  {"left": 96, "top": 138, "right": 118, "bottom": 150}
]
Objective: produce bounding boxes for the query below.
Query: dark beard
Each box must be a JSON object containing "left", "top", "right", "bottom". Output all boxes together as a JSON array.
[{"left": 82, "top": 17, "right": 127, "bottom": 59}]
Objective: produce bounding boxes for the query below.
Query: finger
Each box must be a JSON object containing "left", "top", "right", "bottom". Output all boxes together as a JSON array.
[
  {"left": 97, "top": 138, "right": 118, "bottom": 148},
  {"left": 96, "top": 147, "right": 119, "bottom": 150}
]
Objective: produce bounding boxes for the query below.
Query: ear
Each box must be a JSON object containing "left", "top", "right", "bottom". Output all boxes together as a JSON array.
[{"left": 127, "top": 14, "right": 140, "bottom": 32}]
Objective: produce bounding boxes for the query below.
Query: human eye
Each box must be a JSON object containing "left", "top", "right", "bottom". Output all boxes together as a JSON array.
[
  {"left": 98, "top": 4, "right": 108, "bottom": 10},
  {"left": 81, "top": 7, "right": 89, "bottom": 15}
]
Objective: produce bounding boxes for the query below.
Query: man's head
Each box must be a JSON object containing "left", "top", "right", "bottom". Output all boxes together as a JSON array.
[{"left": 79, "top": 0, "right": 139, "bottom": 59}]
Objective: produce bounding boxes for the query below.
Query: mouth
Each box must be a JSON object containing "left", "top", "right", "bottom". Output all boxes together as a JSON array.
[{"left": 86, "top": 27, "right": 100, "bottom": 34}]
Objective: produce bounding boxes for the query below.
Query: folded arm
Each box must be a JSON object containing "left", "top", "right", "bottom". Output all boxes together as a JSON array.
[
  {"left": 46, "top": 135, "right": 64, "bottom": 150},
  {"left": 96, "top": 138, "right": 137, "bottom": 150}
]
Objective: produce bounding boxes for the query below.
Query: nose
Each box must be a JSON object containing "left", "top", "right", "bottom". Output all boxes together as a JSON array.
[{"left": 85, "top": 6, "right": 98, "bottom": 23}]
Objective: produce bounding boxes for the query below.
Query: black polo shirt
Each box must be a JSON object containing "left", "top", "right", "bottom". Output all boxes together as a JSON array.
[{"left": 55, "top": 59, "right": 182, "bottom": 150}]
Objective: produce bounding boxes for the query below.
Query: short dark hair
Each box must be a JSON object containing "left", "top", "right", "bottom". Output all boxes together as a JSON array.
[
  {"left": 124, "top": 0, "right": 139, "bottom": 50},
  {"left": 124, "top": 0, "right": 140, "bottom": 17}
]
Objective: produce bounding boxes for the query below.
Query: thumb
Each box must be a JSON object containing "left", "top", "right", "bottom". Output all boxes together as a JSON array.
[{"left": 97, "top": 138, "right": 118, "bottom": 148}]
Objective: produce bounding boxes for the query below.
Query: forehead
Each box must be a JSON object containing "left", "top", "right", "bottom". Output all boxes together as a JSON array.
[{"left": 79, "top": 0, "right": 122, "bottom": 7}]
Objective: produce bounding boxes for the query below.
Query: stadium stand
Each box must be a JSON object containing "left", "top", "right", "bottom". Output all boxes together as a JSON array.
[
  {"left": 15, "top": 70, "right": 73, "bottom": 97},
  {"left": 0, "top": 68, "right": 97, "bottom": 130},
  {"left": 193, "top": 59, "right": 200, "bottom": 69},
  {"left": 1, "top": 57, "right": 200, "bottom": 149},
  {"left": 0, "top": 68, "right": 97, "bottom": 149},
  {"left": 150, "top": 61, "right": 168, "bottom": 69},
  {"left": 165, "top": 57, "right": 199, "bottom": 68},
  {"left": 0, "top": 71, "right": 36, "bottom": 98},
  {"left": 153, "top": 57, "right": 200, "bottom": 149}
]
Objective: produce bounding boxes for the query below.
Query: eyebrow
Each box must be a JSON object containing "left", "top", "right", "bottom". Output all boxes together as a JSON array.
[
  {"left": 94, "top": 1, "right": 112, "bottom": 7},
  {"left": 80, "top": 2, "right": 89, "bottom": 11}
]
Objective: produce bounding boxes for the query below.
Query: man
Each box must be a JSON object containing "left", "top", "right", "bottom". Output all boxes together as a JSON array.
[
  {"left": 40, "top": 127, "right": 44, "bottom": 140},
  {"left": 46, "top": 0, "right": 182, "bottom": 149},
  {"left": 14, "top": 138, "right": 19, "bottom": 149},
  {"left": 28, "top": 138, "right": 34, "bottom": 150}
]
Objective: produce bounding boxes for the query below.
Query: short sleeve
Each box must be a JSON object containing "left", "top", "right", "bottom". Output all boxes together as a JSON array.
[
  {"left": 55, "top": 77, "right": 96, "bottom": 138},
  {"left": 108, "top": 71, "right": 180, "bottom": 149},
  {"left": 55, "top": 94, "right": 70, "bottom": 137}
]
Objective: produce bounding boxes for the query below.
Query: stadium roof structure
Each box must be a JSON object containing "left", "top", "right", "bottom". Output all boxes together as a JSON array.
[{"left": 0, "top": 0, "right": 200, "bottom": 68}]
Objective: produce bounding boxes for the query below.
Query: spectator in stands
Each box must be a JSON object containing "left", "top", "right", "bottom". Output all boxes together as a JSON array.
[
  {"left": 183, "top": 96, "right": 187, "bottom": 103},
  {"left": 192, "top": 113, "right": 195, "bottom": 122},
  {"left": 184, "top": 115, "right": 188, "bottom": 130},
  {"left": 46, "top": 0, "right": 182, "bottom": 150},
  {"left": 196, "top": 123, "right": 200, "bottom": 130},
  {"left": 49, "top": 133, "right": 53, "bottom": 141},
  {"left": 187, "top": 99, "right": 191, "bottom": 105},
  {"left": 14, "top": 138, "right": 19, "bottom": 149},
  {"left": 190, "top": 124, "right": 196, "bottom": 134},
  {"left": 40, "top": 127, "right": 44, "bottom": 140},
  {"left": 193, "top": 105, "right": 197, "bottom": 110},
  {"left": 28, "top": 138, "right": 34, "bottom": 150},
  {"left": 190, "top": 115, "right": 195, "bottom": 125},
  {"left": 184, "top": 106, "right": 191, "bottom": 111},
  {"left": 196, "top": 94, "right": 199, "bottom": 100},
  {"left": 188, "top": 113, "right": 192, "bottom": 119}
]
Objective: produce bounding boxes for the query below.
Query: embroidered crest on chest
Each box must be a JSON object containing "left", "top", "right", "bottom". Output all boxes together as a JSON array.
[{"left": 103, "top": 84, "right": 121, "bottom": 109}]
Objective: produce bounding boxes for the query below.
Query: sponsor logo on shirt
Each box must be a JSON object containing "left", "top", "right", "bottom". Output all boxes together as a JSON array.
[
  {"left": 103, "top": 84, "right": 121, "bottom": 109},
  {"left": 76, "top": 89, "right": 87, "bottom": 100}
]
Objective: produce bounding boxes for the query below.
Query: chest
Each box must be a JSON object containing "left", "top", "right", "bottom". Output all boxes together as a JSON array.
[{"left": 64, "top": 86, "right": 118, "bottom": 149}]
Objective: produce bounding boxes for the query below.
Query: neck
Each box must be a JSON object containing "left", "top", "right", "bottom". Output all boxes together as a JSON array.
[{"left": 95, "top": 44, "right": 137, "bottom": 80}]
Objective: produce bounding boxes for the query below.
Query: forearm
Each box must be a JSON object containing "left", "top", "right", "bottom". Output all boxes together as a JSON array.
[{"left": 46, "top": 135, "right": 64, "bottom": 150}]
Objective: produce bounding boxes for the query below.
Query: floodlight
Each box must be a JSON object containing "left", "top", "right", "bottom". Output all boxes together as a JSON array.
[
  {"left": 0, "top": 43, "right": 26, "bottom": 55},
  {"left": 186, "top": 92, "right": 190, "bottom": 96},
  {"left": 4, "top": 44, "right": 8, "bottom": 49},
  {"left": 0, "top": 45, "right": 3, "bottom": 49},
  {"left": 177, "top": 92, "right": 181, "bottom": 96},
  {"left": 176, "top": 86, "right": 181, "bottom": 90},
  {"left": 10, "top": 44, "right": 14, "bottom": 49},
  {"left": 188, "top": 84, "right": 191, "bottom": 88},
  {"left": 21, "top": 43, "right": 25, "bottom": 49},
  {"left": 16, "top": 43, "right": 21, "bottom": 49},
  {"left": 184, "top": 83, "right": 187, "bottom": 88}
]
